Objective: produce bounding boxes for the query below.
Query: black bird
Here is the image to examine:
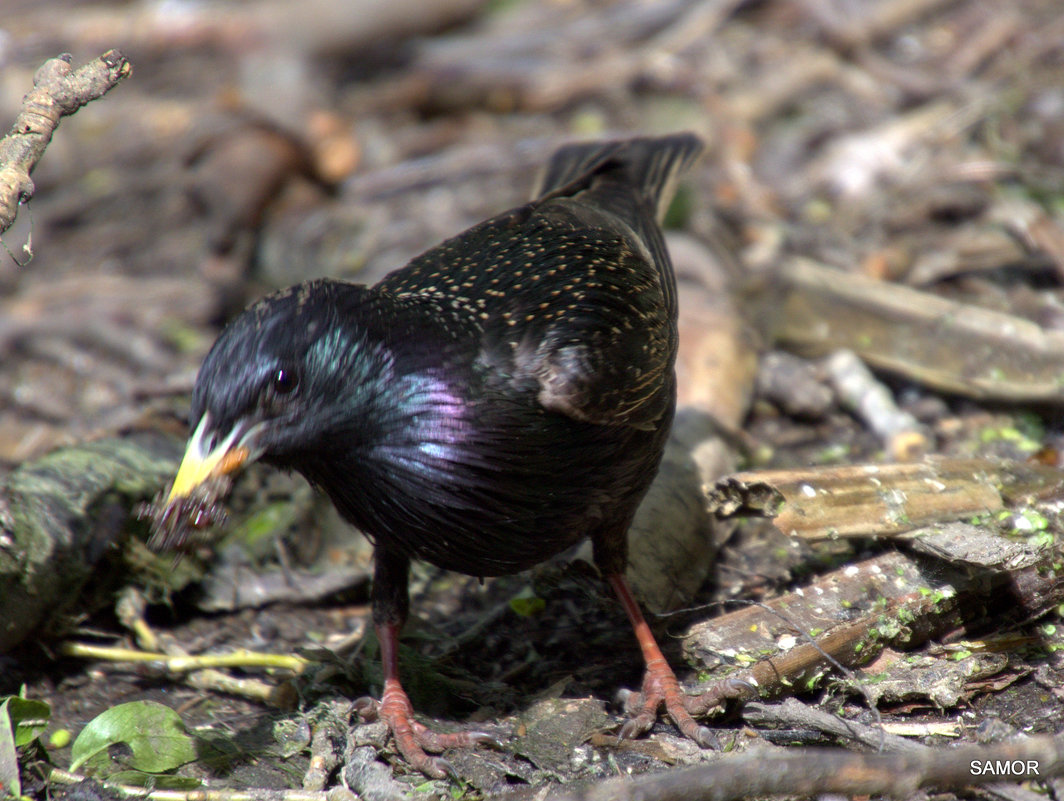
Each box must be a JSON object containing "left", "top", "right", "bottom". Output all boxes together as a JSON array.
[{"left": 156, "top": 133, "right": 719, "bottom": 777}]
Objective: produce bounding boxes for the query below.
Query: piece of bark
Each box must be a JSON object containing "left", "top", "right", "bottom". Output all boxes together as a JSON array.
[
  {"left": 685, "top": 550, "right": 941, "bottom": 687},
  {"left": 240, "top": 0, "right": 491, "bottom": 58},
  {"left": 774, "top": 257, "right": 1064, "bottom": 403},
  {"left": 682, "top": 542, "right": 1064, "bottom": 701},
  {"left": 904, "top": 224, "right": 1035, "bottom": 286},
  {"left": 904, "top": 521, "right": 1045, "bottom": 571},
  {"left": 0, "top": 433, "right": 181, "bottom": 653},
  {"left": 185, "top": 112, "right": 330, "bottom": 258},
  {"left": 992, "top": 196, "right": 1064, "bottom": 284},
  {"left": 857, "top": 646, "right": 1021, "bottom": 710},
  {"left": 707, "top": 458, "right": 1064, "bottom": 540}
]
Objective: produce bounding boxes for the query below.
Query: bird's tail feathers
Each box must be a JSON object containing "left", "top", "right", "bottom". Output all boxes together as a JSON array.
[{"left": 533, "top": 133, "right": 705, "bottom": 222}]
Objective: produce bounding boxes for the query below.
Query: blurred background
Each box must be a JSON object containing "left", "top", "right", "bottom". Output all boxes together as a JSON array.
[{"left": 2, "top": 0, "right": 1061, "bottom": 472}]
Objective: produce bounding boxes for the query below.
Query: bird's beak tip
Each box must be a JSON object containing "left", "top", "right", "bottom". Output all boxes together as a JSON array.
[
  {"left": 166, "top": 446, "right": 249, "bottom": 503},
  {"left": 166, "top": 416, "right": 252, "bottom": 502}
]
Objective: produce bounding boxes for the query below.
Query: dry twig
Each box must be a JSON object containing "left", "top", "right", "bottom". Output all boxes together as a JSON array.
[
  {"left": 683, "top": 538, "right": 1064, "bottom": 703},
  {"left": 743, "top": 698, "right": 928, "bottom": 752},
  {"left": 0, "top": 50, "right": 131, "bottom": 241},
  {"left": 544, "top": 734, "right": 1064, "bottom": 801},
  {"left": 825, "top": 349, "right": 928, "bottom": 460}
]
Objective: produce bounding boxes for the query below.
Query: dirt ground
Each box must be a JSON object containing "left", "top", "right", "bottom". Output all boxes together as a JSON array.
[{"left": 4, "top": 1, "right": 1064, "bottom": 799}]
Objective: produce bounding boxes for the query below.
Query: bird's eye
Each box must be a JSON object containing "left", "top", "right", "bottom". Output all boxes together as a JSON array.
[{"left": 272, "top": 368, "right": 299, "bottom": 396}]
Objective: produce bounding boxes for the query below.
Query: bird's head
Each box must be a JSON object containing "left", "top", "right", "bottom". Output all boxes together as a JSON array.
[{"left": 162, "top": 279, "right": 386, "bottom": 519}]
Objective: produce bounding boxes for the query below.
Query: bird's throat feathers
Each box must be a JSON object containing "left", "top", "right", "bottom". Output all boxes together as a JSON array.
[
  {"left": 279, "top": 292, "right": 474, "bottom": 495},
  {"left": 299, "top": 361, "right": 475, "bottom": 540}
]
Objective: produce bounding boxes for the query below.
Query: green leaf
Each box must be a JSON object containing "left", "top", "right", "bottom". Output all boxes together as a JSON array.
[
  {"left": 509, "top": 590, "right": 545, "bottom": 617},
  {"left": 225, "top": 500, "right": 301, "bottom": 554},
  {"left": 69, "top": 701, "right": 198, "bottom": 776},
  {"left": 0, "top": 699, "right": 21, "bottom": 798},
  {"left": 4, "top": 696, "right": 50, "bottom": 748},
  {"left": 0, "top": 693, "right": 50, "bottom": 797}
]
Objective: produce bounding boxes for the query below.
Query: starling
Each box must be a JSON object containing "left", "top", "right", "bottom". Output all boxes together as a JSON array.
[{"left": 155, "top": 133, "right": 723, "bottom": 776}]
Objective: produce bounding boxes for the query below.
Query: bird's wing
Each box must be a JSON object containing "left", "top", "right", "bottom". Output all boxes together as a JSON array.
[
  {"left": 375, "top": 135, "right": 700, "bottom": 432},
  {"left": 477, "top": 212, "right": 676, "bottom": 431}
]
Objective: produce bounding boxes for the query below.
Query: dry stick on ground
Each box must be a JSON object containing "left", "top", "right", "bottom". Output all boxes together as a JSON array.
[
  {"left": 0, "top": 50, "right": 131, "bottom": 241},
  {"left": 681, "top": 547, "right": 1064, "bottom": 705},
  {"left": 45, "top": 768, "right": 338, "bottom": 801},
  {"left": 824, "top": 349, "right": 929, "bottom": 461},
  {"left": 775, "top": 256, "right": 1064, "bottom": 403},
  {"left": 694, "top": 459, "right": 1064, "bottom": 699},
  {"left": 742, "top": 698, "right": 930, "bottom": 753},
  {"left": 543, "top": 734, "right": 1064, "bottom": 801},
  {"left": 60, "top": 586, "right": 306, "bottom": 708}
]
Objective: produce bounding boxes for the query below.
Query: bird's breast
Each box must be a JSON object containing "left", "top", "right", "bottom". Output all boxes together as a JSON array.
[{"left": 314, "top": 378, "right": 666, "bottom": 577}]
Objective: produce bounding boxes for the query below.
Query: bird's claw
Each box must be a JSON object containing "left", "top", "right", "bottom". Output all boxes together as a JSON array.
[
  {"left": 404, "top": 731, "right": 504, "bottom": 779},
  {"left": 616, "top": 667, "right": 748, "bottom": 748},
  {"left": 693, "top": 724, "right": 718, "bottom": 749},
  {"left": 428, "top": 756, "right": 457, "bottom": 782},
  {"left": 352, "top": 692, "right": 503, "bottom": 779},
  {"left": 467, "top": 731, "right": 507, "bottom": 751},
  {"left": 617, "top": 713, "right": 655, "bottom": 741},
  {"left": 682, "top": 676, "right": 756, "bottom": 717}
]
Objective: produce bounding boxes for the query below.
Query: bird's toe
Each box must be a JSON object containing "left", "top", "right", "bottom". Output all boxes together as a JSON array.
[
  {"left": 692, "top": 724, "right": 718, "bottom": 749},
  {"left": 466, "top": 730, "right": 507, "bottom": 751},
  {"left": 684, "top": 676, "right": 756, "bottom": 717},
  {"left": 427, "top": 756, "right": 456, "bottom": 781},
  {"left": 618, "top": 712, "right": 656, "bottom": 741}
]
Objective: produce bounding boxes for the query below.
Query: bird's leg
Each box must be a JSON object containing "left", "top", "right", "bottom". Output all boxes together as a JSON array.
[
  {"left": 607, "top": 573, "right": 746, "bottom": 747},
  {"left": 355, "top": 548, "right": 495, "bottom": 778}
]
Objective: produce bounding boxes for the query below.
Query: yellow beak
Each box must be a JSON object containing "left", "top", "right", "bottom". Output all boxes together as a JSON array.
[{"left": 168, "top": 413, "right": 252, "bottom": 502}]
